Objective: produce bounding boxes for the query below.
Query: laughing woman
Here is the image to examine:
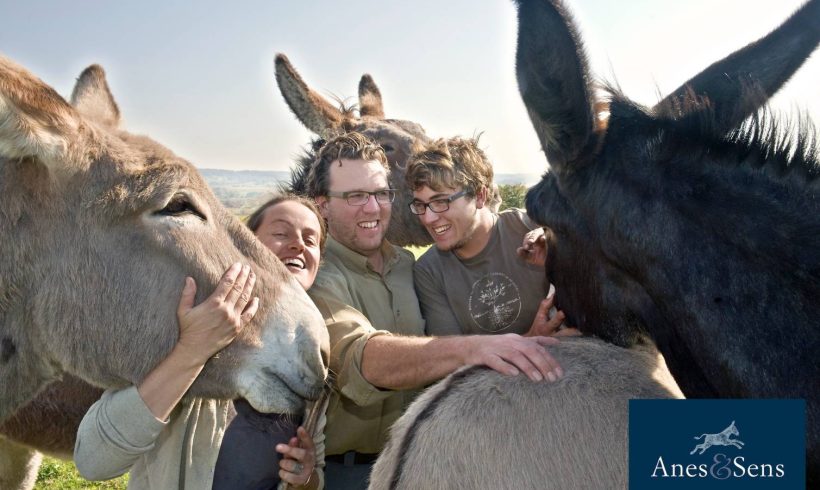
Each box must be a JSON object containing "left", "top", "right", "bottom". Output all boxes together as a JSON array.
[{"left": 212, "top": 194, "right": 329, "bottom": 490}]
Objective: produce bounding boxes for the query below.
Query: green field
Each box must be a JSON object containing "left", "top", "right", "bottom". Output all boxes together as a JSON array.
[
  {"left": 405, "top": 244, "right": 430, "bottom": 259},
  {"left": 35, "top": 457, "right": 127, "bottom": 489}
]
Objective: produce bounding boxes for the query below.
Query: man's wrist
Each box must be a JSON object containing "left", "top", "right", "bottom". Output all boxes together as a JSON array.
[{"left": 456, "top": 335, "right": 478, "bottom": 366}]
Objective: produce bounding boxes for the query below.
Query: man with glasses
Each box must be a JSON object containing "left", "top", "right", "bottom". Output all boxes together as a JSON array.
[
  {"left": 407, "top": 137, "right": 570, "bottom": 337},
  {"left": 305, "top": 132, "right": 563, "bottom": 489}
]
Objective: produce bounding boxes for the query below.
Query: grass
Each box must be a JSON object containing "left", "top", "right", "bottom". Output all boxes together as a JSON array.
[
  {"left": 405, "top": 244, "right": 430, "bottom": 259},
  {"left": 35, "top": 457, "right": 127, "bottom": 490}
]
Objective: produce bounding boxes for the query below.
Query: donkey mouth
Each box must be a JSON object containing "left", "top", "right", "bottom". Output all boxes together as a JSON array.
[{"left": 239, "top": 367, "right": 324, "bottom": 415}]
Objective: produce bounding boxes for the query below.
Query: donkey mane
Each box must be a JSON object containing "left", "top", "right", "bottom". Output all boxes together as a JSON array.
[
  {"left": 387, "top": 365, "right": 484, "bottom": 489},
  {"left": 280, "top": 139, "right": 325, "bottom": 196},
  {"left": 279, "top": 100, "right": 360, "bottom": 197},
  {"left": 679, "top": 121, "right": 814, "bottom": 183},
  {"left": 592, "top": 89, "right": 820, "bottom": 296},
  {"left": 603, "top": 87, "right": 820, "bottom": 180},
  {"left": 725, "top": 111, "right": 819, "bottom": 179}
]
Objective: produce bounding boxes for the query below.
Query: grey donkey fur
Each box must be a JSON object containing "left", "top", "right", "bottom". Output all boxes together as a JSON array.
[
  {"left": 0, "top": 58, "right": 329, "bottom": 489},
  {"left": 369, "top": 338, "right": 682, "bottom": 489}
]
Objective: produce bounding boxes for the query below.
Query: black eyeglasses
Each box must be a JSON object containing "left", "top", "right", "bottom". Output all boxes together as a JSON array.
[
  {"left": 326, "top": 189, "right": 396, "bottom": 206},
  {"left": 409, "top": 190, "right": 467, "bottom": 215}
]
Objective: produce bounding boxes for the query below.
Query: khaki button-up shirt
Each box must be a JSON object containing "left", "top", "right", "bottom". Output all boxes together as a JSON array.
[{"left": 308, "top": 237, "right": 425, "bottom": 455}]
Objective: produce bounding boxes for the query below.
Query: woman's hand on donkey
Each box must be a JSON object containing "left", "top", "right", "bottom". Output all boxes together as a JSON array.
[
  {"left": 135, "top": 264, "right": 259, "bottom": 421},
  {"left": 176, "top": 262, "right": 260, "bottom": 365}
]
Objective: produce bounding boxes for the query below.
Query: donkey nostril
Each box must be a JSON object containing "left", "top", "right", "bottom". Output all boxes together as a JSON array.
[{"left": 1, "top": 337, "right": 16, "bottom": 364}]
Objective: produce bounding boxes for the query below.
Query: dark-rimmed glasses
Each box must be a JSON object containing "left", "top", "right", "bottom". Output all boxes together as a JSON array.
[
  {"left": 326, "top": 189, "right": 396, "bottom": 206},
  {"left": 409, "top": 190, "right": 467, "bottom": 215}
]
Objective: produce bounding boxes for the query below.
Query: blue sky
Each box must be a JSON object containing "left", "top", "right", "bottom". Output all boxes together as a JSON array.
[{"left": 2, "top": 0, "right": 817, "bottom": 173}]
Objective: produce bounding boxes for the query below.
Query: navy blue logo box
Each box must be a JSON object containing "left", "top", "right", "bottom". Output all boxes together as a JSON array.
[{"left": 629, "top": 399, "right": 805, "bottom": 489}]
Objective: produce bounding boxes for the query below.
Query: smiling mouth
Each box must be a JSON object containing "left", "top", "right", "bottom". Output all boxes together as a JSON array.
[
  {"left": 358, "top": 220, "right": 379, "bottom": 229},
  {"left": 432, "top": 224, "right": 451, "bottom": 236},
  {"left": 283, "top": 257, "right": 305, "bottom": 270}
]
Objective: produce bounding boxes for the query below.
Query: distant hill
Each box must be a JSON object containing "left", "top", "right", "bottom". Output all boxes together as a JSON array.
[
  {"left": 199, "top": 168, "right": 291, "bottom": 217},
  {"left": 199, "top": 168, "right": 291, "bottom": 186},
  {"left": 198, "top": 168, "right": 540, "bottom": 216}
]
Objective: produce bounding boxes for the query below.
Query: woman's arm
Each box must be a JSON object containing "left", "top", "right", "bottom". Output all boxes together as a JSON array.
[
  {"left": 74, "top": 386, "right": 167, "bottom": 480},
  {"left": 74, "top": 263, "right": 258, "bottom": 480},
  {"left": 139, "top": 263, "right": 257, "bottom": 419}
]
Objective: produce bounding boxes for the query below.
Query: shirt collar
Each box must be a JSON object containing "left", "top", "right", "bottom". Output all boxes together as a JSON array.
[{"left": 326, "top": 236, "right": 398, "bottom": 275}]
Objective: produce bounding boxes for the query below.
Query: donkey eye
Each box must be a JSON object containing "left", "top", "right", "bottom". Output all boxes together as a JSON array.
[{"left": 155, "top": 194, "right": 205, "bottom": 220}]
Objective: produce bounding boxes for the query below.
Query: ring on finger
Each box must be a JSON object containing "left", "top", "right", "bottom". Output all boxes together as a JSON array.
[{"left": 292, "top": 462, "right": 304, "bottom": 474}]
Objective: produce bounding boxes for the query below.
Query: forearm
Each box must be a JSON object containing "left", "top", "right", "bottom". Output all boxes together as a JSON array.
[
  {"left": 361, "top": 335, "right": 470, "bottom": 390},
  {"left": 75, "top": 342, "right": 210, "bottom": 480},
  {"left": 362, "top": 332, "right": 563, "bottom": 387},
  {"left": 145, "top": 264, "right": 253, "bottom": 419},
  {"left": 74, "top": 387, "right": 167, "bottom": 480},
  {"left": 137, "top": 344, "right": 207, "bottom": 421}
]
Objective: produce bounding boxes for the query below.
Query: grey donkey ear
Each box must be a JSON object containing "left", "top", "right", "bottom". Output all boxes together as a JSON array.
[
  {"left": 358, "top": 74, "right": 384, "bottom": 118},
  {"left": 70, "top": 64, "right": 121, "bottom": 128},
  {"left": 275, "top": 53, "right": 344, "bottom": 137},
  {"left": 0, "top": 56, "right": 82, "bottom": 164}
]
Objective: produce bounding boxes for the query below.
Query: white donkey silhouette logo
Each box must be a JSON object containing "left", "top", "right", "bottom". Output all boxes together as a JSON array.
[{"left": 690, "top": 420, "right": 745, "bottom": 455}]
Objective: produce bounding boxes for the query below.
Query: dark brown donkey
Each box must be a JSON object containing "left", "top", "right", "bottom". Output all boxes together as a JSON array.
[
  {"left": 276, "top": 53, "right": 504, "bottom": 247},
  {"left": 370, "top": 0, "right": 819, "bottom": 487}
]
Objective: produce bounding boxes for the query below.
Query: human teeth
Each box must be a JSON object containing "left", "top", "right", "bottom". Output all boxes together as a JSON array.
[
  {"left": 433, "top": 225, "right": 450, "bottom": 235},
  {"left": 284, "top": 258, "right": 305, "bottom": 269},
  {"left": 359, "top": 221, "right": 378, "bottom": 229}
]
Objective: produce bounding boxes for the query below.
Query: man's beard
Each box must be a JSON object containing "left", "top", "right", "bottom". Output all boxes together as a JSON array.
[{"left": 445, "top": 226, "right": 478, "bottom": 255}]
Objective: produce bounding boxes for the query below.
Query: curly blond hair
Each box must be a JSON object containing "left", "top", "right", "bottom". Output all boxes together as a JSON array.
[{"left": 405, "top": 136, "right": 493, "bottom": 197}]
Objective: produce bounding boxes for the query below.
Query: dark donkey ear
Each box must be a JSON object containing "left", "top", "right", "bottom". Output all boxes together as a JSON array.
[
  {"left": 70, "top": 64, "right": 121, "bottom": 129},
  {"left": 654, "top": 0, "right": 820, "bottom": 132},
  {"left": 514, "top": 0, "right": 599, "bottom": 171},
  {"left": 275, "top": 53, "right": 345, "bottom": 138},
  {"left": 358, "top": 74, "right": 385, "bottom": 118}
]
